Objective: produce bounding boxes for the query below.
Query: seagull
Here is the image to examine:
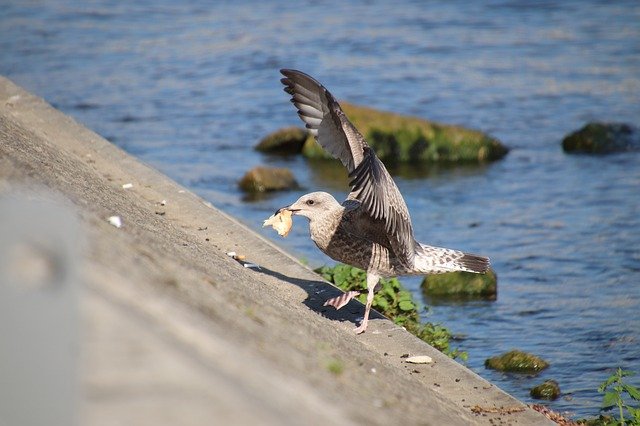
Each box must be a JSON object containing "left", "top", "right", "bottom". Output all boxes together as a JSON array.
[{"left": 279, "top": 69, "right": 489, "bottom": 334}]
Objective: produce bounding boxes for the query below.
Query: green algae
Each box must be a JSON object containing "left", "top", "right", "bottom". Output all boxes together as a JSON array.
[
  {"left": 301, "top": 102, "right": 508, "bottom": 163},
  {"left": 530, "top": 380, "right": 561, "bottom": 400},
  {"left": 484, "top": 350, "right": 549, "bottom": 374},
  {"left": 421, "top": 268, "right": 497, "bottom": 300}
]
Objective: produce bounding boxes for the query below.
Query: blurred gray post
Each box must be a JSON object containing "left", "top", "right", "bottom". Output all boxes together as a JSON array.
[{"left": 0, "top": 195, "right": 80, "bottom": 426}]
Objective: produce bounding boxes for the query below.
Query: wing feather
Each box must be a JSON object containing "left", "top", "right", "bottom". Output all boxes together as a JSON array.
[
  {"left": 348, "top": 147, "right": 415, "bottom": 265},
  {"left": 281, "top": 69, "right": 365, "bottom": 171}
]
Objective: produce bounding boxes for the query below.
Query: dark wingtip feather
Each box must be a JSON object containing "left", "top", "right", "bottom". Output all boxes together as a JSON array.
[{"left": 460, "top": 253, "right": 490, "bottom": 273}]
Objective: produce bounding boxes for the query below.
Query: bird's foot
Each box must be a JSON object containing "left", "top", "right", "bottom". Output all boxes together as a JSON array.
[
  {"left": 323, "top": 291, "right": 361, "bottom": 310},
  {"left": 354, "top": 320, "right": 368, "bottom": 335}
]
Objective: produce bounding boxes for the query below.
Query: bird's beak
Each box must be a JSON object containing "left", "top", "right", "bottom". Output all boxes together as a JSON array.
[{"left": 276, "top": 205, "right": 300, "bottom": 215}]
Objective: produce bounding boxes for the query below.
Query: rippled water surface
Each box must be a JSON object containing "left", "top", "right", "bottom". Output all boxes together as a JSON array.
[{"left": 2, "top": 0, "right": 639, "bottom": 418}]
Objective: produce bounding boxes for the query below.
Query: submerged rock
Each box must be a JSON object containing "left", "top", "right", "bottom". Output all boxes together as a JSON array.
[
  {"left": 421, "top": 268, "right": 497, "bottom": 300},
  {"left": 301, "top": 102, "right": 508, "bottom": 163},
  {"left": 255, "top": 126, "right": 308, "bottom": 154},
  {"left": 484, "top": 350, "right": 549, "bottom": 374},
  {"left": 238, "top": 166, "right": 298, "bottom": 193},
  {"left": 562, "top": 122, "right": 639, "bottom": 154},
  {"left": 530, "top": 380, "right": 561, "bottom": 400}
]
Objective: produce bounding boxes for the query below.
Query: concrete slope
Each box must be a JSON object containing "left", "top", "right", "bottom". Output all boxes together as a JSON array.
[{"left": 0, "top": 76, "right": 552, "bottom": 425}]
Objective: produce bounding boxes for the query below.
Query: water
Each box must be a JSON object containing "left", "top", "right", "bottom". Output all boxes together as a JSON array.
[{"left": 2, "top": 0, "right": 639, "bottom": 419}]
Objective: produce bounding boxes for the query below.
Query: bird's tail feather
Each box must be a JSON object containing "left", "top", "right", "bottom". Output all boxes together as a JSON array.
[{"left": 414, "top": 243, "right": 489, "bottom": 274}]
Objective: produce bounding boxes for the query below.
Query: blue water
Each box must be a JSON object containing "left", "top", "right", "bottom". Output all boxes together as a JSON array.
[{"left": 2, "top": 0, "right": 639, "bottom": 419}]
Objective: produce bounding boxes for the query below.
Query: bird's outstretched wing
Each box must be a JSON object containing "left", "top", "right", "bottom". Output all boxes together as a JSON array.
[
  {"left": 280, "top": 69, "right": 366, "bottom": 172},
  {"left": 280, "top": 69, "right": 415, "bottom": 265}
]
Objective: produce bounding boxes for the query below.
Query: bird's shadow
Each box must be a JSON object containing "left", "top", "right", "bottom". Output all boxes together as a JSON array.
[{"left": 254, "top": 265, "right": 385, "bottom": 327}]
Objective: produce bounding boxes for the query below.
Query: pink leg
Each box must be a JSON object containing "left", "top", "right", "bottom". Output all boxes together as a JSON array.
[
  {"left": 324, "top": 290, "right": 361, "bottom": 310},
  {"left": 354, "top": 273, "right": 379, "bottom": 334}
]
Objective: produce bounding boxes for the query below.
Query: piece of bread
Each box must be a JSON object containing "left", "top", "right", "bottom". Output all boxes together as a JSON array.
[{"left": 262, "top": 208, "right": 293, "bottom": 237}]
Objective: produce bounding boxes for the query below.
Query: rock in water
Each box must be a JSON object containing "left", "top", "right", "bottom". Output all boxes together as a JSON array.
[
  {"left": 484, "top": 350, "right": 549, "bottom": 374},
  {"left": 422, "top": 268, "right": 497, "bottom": 300},
  {"left": 238, "top": 166, "right": 298, "bottom": 193},
  {"left": 562, "top": 122, "right": 639, "bottom": 154},
  {"left": 530, "top": 380, "right": 561, "bottom": 400},
  {"left": 301, "top": 101, "right": 508, "bottom": 163},
  {"left": 255, "top": 127, "right": 308, "bottom": 154}
]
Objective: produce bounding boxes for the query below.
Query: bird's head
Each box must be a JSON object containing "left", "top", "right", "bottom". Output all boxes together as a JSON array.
[{"left": 283, "top": 191, "right": 340, "bottom": 221}]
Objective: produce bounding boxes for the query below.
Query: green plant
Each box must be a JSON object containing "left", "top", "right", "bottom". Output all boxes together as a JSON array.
[
  {"left": 325, "top": 357, "right": 345, "bottom": 376},
  {"left": 315, "top": 263, "right": 466, "bottom": 359},
  {"left": 597, "top": 368, "right": 640, "bottom": 425}
]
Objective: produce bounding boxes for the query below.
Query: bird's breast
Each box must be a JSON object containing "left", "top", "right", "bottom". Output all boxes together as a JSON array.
[
  {"left": 309, "top": 218, "right": 401, "bottom": 275},
  {"left": 309, "top": 218, "right": 334, "bottom": 252}
]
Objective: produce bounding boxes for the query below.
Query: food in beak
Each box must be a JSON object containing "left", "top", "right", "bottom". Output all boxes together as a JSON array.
[{"left": 262, "top": 208, "right": 293, "bottom": 237}]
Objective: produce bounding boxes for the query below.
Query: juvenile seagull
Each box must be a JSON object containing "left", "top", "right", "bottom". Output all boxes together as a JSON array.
[{"left": 280, "top": 69, "right": 489, "bottom": 334}]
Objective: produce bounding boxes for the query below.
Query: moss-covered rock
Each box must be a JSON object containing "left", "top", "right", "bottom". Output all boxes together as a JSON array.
[
  {"left": 301, "top": 102, "right": 508, "bottom": 163},
  {"left": 238, "top": 166, "right": 298, "bottom": 193},
  {"left": 421, "top": 268, "right": 497, "bottom": 300},
  {"left": 255, "top": 126, "right": 308, "bottom": 154},
  {"left": 530, "top": 380, "right": 561, "bottom": 400},
  {"left": 562, "top": 122, "right": 639, "bottom": 154},
  {"left": 484, "top": 350, "right": 549, "bottom": 374}
]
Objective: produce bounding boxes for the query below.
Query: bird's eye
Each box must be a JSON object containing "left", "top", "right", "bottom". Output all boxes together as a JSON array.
[{"left": 306, "top": 199, "right": 315, "bottom": 206}]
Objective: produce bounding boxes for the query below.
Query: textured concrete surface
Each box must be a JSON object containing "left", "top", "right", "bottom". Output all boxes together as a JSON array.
[{"left": 0, "top": 75, "right": 553, "bottom": 425}]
